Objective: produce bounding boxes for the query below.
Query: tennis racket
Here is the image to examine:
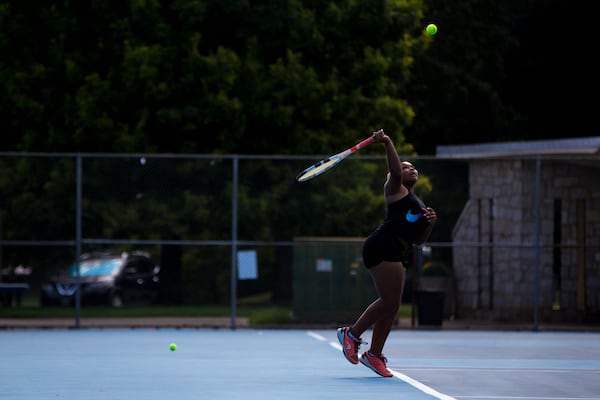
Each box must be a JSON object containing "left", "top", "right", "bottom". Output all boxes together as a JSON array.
[{"left": 296, "top": 136, "right": 374, "bottom": 182}]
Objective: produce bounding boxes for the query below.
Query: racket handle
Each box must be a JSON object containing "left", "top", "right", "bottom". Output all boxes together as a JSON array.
[{"left": 351, "top": 136, "right": 374, "bottom": 151}]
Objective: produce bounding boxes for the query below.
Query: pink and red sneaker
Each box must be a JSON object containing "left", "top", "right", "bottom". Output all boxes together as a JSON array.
[
  {"left": 336, "top": 327, "right": 365, "bottom": 365},
  {"left": 360, "top": 351, "right": 393, "bottom": 377}
]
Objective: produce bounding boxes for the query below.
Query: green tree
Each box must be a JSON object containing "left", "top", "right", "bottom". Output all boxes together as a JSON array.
[{"left": 1, "top": 0, "right": 426, "bottom": 154}]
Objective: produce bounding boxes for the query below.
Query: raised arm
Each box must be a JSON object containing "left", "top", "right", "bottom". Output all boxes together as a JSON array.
[{"left": 371, "top": 129, "right": 407, "bottom": 202}]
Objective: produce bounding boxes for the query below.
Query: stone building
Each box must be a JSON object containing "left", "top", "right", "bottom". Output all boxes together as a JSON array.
[{"left": 436, "top": 137, "right": 600, "bottom": 323}]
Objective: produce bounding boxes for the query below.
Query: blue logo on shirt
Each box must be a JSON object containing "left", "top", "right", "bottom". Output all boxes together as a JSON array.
[{"left": 405, "top": 210, "right": 423, "bottom": 222}]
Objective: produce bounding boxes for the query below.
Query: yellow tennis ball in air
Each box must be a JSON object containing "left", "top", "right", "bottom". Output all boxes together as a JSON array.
[
  {"left": 426, "top": 23, "right": 437, "bottom": 36},
  {"left": 169, "top": 343, "right": 177, "bottom": 351}
]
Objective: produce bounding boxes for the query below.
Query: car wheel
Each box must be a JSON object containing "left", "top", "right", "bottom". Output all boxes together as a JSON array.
[{"left": 110, "top": 292, "right": 124, "bottom": 308}]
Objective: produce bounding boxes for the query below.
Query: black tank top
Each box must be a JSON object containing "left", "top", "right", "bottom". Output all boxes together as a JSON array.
[{"left": 377, "top": 192, "right": 429, "bottom": 245}]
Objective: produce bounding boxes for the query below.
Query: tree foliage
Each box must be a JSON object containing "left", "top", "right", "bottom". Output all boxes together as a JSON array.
[
  {"left": 1, "top": 0, "right": 427, "bottom": 154},
  {"left": 2, "top": 0, "right": 589, "bottom": 155}
]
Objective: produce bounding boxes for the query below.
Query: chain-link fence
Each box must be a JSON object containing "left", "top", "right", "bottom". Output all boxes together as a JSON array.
[{"left": 1, "top": 152, "right": 598, "bottom": 328}]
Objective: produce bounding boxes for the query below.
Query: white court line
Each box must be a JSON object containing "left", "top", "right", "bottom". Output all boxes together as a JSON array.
[
  {"left": 307, "top": 331, "right": 457, "bottom": 400},
  {"left": 455, "top": 397, "right": 600, "bottom": 400},
  {"left": 307, "top": 331, "right": 328, "bottom": 341},
  {"left": 388, "top": 368, "right": 458, "bottom": 400},
  {"left": 401, "top": 367, "right": 600, "bottom": 373}
]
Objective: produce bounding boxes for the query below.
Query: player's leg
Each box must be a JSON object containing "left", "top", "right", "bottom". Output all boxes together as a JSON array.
[
  {"left": 350, "top": 260, "right": 405, "bottom": 337},
  {"left": 368, "top": 261, "right": 405, "bottom": 355},
  {"left": 357, "top": 261, "right": 405, "bottom": 377}
]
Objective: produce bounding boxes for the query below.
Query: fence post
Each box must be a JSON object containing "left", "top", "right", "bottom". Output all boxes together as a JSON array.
[
  {"left": 75, "top": 154, "right": 82, "bottom": 329},
  {"left": 230, "top": 156, "right": 239, "bottom": 330},
  {"left": 533, "top": 156, "right": 541, "bottom": 331}
]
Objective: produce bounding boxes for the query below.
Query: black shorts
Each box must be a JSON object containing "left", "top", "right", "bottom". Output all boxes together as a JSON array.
[{"left": 362, "top": 229, "right": 410, "bottom": 269}]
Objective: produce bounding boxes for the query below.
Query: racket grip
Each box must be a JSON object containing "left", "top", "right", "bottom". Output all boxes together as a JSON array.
[{"left": 353, "top": 136, "right": 374, "bottom": 150}]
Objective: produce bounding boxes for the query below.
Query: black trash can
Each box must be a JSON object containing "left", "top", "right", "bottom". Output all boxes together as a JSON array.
[{"left": 417, "top": 290, "right": 447, "bottom": 326}]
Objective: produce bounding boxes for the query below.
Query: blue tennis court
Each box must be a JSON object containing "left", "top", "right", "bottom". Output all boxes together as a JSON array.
[{"left": 1, "top": 328, "right": 599, "bottom": 399}]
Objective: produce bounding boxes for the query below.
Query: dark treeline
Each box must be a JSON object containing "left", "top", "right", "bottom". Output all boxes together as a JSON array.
[
  {"left": 1, "top": 0, "right": 423, "bottom": 154},
  {"left": 2, "top": 0, "right": 593, "bottom": 155}
]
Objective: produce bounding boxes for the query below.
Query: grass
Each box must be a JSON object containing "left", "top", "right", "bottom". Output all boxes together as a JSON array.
[
  {"left": 0, "top": 292, "right": 414, "bottom": 326},
  {"left": 0, "top": 292, "right": 295, "bottom": 325},
  {"left": 0, "top": 304, "right": 300, "bottom": 328}
]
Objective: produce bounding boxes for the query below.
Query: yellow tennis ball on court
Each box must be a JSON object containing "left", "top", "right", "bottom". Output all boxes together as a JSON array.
[
  {"left": 426, "top": 23, "right": 437, "bottom": 36},
  {"left": 169, "top": 343, "right": 177, "bottom": 351}
]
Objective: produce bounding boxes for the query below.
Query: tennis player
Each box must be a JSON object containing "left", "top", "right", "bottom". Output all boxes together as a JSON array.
[{"left": 338, "top": 129, "right": 437, "bottom": 377}]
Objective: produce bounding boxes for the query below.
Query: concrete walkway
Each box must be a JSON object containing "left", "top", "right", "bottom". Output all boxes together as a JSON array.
[{"left": 0, "top": 316, "right": 249, "bottom": 329}]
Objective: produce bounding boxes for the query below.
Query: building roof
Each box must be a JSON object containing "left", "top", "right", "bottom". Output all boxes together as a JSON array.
[{"left": 436, "top": 137, "right": 600, "bottom": 159}]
